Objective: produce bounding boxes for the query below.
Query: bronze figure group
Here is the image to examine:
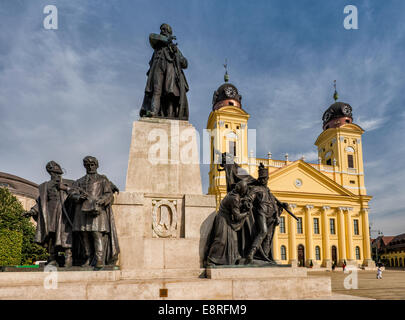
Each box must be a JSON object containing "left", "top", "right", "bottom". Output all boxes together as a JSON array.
[
  {"left": 206, "top": 153, "right": 297, "bottom": 266},
  {"left": 25, "top": 157, "right": 120, "bottom": 268}
]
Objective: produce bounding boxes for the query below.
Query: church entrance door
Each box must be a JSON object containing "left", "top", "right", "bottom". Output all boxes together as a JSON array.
[{"left": 298, "top": 244, "right": 305, "bottom": 267}]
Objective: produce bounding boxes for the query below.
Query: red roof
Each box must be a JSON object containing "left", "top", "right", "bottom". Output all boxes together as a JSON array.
[{"left": 382, "top": 236, "right": 395, "bottom": 246}]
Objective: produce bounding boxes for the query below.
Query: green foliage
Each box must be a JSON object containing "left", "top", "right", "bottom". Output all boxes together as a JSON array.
[
  {"left": 0, "top": 229, "right": 23, "bottom": 266},
  {"left": 0, "top": 187, "right": 48, "bottom": 265},
  {"left": 0, "top": 187, "right": 25, "bottom": 231}
]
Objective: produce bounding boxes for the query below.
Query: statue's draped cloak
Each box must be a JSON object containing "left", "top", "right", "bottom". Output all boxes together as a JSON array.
[
  {"left": 70, "top": 174, "right": 120, "bottom": 265},
  {"left": 140, "top": 33, "right": 189, "bottom": 120},
  {"left": 32, "top": 180, "right": 73, "bottom": 248},
  {"left": 207, "top": 191, "right": 243, "bottom": 265},
  {"left": 206, "top": 190, "right": 254, "bottom": 265}
]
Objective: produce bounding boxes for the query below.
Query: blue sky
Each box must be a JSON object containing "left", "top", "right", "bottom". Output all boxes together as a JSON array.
[{"left": 0, "top": 0, "right": 404, "bottom": 236}]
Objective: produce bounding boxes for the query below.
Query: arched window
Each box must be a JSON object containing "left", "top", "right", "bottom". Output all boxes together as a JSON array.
[
  {"left": 355, "top": 246, "right": 361, "bottom": 260},
  {"left": 400, "top": 258, "right": 403, "bottom": 267},
  {"left": 348, "top": 154, "right": 354, "bottom": 168},
  {"left": 228, "top": 141, "right": 236, "bottom": 157},
  {"left": 391, "top": 258, "right": 394, "bottom": 267},
  {"left": 280, "top": 245, "right": 287, "bottom": 261},
  {"left": 331, "top": 246, "right": 338, "bottom": 264},
  {"left": 395, "top": 257, "right": 398, "bottom": 267},
  {"left": 279, "top": 217, "right": 286, "bottom": 233},
  {"left": 297, "top": 218, "right": 303, "bottom": 234},
  {"left": 313, "top": 218, "right": 320, "bottom": 234},
  {"left": 353, "top": 220, "right": 359, "bottom": 235},
  {"left": 226, "top": 131, "right": 238, "bottom": 157},
  {"left": 315, "top": 246, "right": 321, "bottom": 261}
]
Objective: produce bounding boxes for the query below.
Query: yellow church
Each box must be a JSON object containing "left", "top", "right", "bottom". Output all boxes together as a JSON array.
[{"left": 207, "top": 76, "right": 374, "bottom": 269}]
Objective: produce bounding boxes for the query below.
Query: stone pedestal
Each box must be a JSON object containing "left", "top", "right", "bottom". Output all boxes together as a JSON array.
[
  {"left": 113, "top": 192, "right": 216, "bottom": 271},
  {"left": 125, "top": 118, "right": 202, "bottom": 194},
  {"left": 114, "top": 119, "right": 217, "bottom": 271}
]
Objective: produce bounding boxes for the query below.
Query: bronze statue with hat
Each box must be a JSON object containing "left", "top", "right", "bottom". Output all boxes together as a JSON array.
[{"left": 25, "top": 161, "right": 74, "bottom": 267}]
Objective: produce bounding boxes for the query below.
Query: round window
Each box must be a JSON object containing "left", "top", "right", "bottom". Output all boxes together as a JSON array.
[{"left": 295, "top": 179, "right": 303, "bottom": 188}]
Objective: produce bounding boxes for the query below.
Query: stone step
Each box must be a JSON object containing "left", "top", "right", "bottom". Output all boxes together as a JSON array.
[
  {"left": 0, "top": 276, "right": 331, "bottom": 300},
  {"left": 0, "top": 270, "right": 121, "bottom": 286},
  {"left": 0, "top": 269, "right": 207, "bottom": 286},
  {"left": 206, "top": 266, "right": 307, "bottom": 279},
  {"left": 121, "top": 268, "right": 206, "bottom": 280}
]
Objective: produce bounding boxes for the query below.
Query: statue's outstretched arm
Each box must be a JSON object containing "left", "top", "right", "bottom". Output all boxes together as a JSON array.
[{"left": 24, "top": 202, "right": 39, "bottom": 221}]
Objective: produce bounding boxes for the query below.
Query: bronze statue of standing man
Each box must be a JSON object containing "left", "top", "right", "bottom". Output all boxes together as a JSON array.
[
  {"left": 139, "top": 23, "right": 189, "bottom": 120},
  {"left": 69, "top": 156, "right": 120, "bottom": 268},
  {"left": 25, "top": 161, "right": 73, "bottom": 267}
]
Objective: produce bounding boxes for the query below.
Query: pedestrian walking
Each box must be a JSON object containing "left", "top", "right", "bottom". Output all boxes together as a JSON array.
[{"left": 377, "top": 266, "right": 383, "bottom": 279}]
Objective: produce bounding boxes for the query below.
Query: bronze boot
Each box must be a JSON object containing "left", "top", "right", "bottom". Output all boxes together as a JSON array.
[
  {"left": 94, "top": 233, "right": 104, "bottom": 268},
  {"left": 81, "top": 232, "right": 92, "bottom": 267},
  {"left": 244, "top": 247, "right": 258, "bottom": 265},
  {"left": 64, "top": 249, "right": 72, "bottom": 268}
]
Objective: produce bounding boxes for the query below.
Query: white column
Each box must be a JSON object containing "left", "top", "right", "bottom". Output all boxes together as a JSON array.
[
  {"left": 338, "top": 207, "right": 347, "bottom": 266},
  {"left": 321, "top": 206, "right": 332, "bottom": 268},
  {"left": 305, "top": 205, "right": 315, "bottom": 267},
  {"left": 288, "top": 204, "right": 297, "bottom": 267},
  {"left": 345, "top": 207, "right": 355, "bottom": 264},
  {"left": 361, "top": 208, "right": 375, "bottom": 267}
]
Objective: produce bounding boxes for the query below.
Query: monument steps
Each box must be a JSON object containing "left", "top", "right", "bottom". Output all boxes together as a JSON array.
[{"left": 0, "top": 268, "right": 331, "bottom": 300}]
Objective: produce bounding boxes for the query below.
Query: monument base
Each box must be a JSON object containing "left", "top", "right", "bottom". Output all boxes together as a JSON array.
[{"left": 0, "top": 267, "right": 331, "bottom": 300}]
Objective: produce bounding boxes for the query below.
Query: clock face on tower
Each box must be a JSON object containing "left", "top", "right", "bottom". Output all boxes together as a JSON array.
[
  {"left": 341, "top": 105, "right": 352, "bottom": 116},
  {"left": 224, "top": 86, "right": 237, "bottom": 98},
  {"left": 323, "top": 111, "right": 332, "bottom": 122}
]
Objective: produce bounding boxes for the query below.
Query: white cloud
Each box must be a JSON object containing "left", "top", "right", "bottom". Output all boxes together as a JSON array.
[
  {"left": 356, "top": 117, "right": 386, "bottom": 131},
  {"left": 289, "top": 151, "right": 319, "bottom": 163}
]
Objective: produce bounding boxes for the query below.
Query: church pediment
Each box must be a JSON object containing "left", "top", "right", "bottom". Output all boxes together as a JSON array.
[{"left": 268, "top": 160, "right": 354, "bottom": 197}]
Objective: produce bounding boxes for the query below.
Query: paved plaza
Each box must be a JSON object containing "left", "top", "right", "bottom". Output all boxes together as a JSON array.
[{"left": 309, "top": 268, "right": 405, "bottom": 300}]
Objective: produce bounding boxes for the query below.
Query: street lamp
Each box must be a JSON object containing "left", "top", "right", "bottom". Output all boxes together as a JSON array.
[
  {"left": 370, "top": 223, "right": 383, "bottom": 264},
  {"left": 374, "top": 230, "right": 383, "bottom": 264}
]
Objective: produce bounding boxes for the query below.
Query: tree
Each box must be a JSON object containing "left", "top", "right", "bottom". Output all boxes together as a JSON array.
[{"left": 0, "top": 187, "right": 48, "bottom": 265}]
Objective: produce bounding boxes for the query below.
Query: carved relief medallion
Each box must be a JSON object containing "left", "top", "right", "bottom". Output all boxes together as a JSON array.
[{"left": 152, "top": 199, "right": 177, "bottom": 238}]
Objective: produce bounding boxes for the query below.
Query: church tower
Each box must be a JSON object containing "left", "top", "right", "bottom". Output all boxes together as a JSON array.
[
  {"left": 314, "top": 83, "right": 367, "bottom": 196},
  {"left": 207, "top": 69, "right": 250, "bottom": 207}
]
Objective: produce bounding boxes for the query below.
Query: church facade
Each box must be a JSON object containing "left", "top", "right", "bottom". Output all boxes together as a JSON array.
[{"left": 207, "top": 79, "right": 374, "bottom": 268}]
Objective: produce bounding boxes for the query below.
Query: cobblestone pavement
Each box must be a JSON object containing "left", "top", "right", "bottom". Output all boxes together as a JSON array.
[{"left": 309, "top": 269, "right": 405, "bottom": 300}]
